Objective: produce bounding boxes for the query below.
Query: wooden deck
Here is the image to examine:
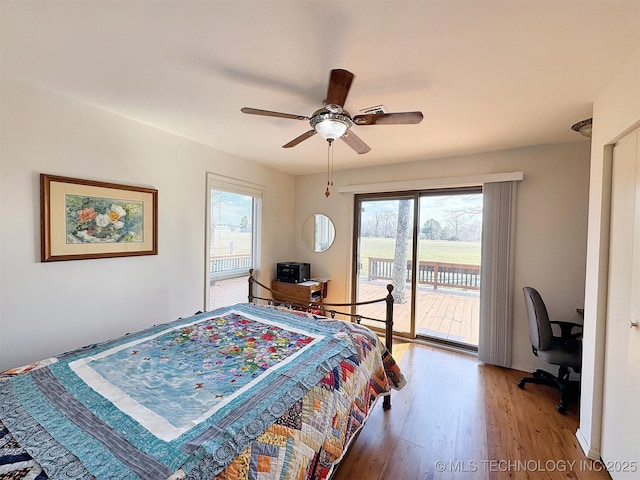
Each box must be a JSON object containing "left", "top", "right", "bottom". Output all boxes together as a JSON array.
[
  {"left": 209, "top": 275, "right": 251, "bottom": 310},
  {"left": 356, "top": 280, "right": 480, "bottom": 346}
]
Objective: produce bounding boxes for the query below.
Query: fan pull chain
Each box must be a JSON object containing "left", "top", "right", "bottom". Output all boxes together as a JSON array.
[
  {"left": 331, "top": 141, "right": 334, "bottom": 187},
  {"left": 325, "top": 140, "right": 334, "bottom": 197}
]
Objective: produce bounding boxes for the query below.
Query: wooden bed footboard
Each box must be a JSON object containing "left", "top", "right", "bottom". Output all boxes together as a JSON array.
[{"left": 247, "top": 268, "right": 395, "bottom": 409}]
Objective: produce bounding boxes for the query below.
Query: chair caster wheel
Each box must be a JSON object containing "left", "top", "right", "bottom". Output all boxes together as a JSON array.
[
  {"left": 517, "top": 380, "right": 525, "bottom": 389},
  {"left": 556, "top": 404, "right": 567, "bottom": 414}
]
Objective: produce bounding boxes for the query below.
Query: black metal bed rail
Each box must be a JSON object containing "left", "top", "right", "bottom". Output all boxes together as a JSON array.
[
  {"left": 247, "top": 268, "right": 395, "bottom": 409},
  {"left": 248, "top": 269, "right": 393, "bottom": 323}
]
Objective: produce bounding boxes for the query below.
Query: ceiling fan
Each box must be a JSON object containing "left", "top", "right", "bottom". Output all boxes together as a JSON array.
[{"left": 241, "top": 69, "right": 423, "bottom": 154}]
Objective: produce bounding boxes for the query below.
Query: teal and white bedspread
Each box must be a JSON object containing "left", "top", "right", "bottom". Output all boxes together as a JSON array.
[{"left": 0, "top": 303, "right": 406, "bottom": 480}]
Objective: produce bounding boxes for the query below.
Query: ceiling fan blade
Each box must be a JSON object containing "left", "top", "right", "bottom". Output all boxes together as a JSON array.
[
  {"left": 283, "top": 130, "right": 317, "bottom": 148},
  {"left": 325, "top": 69, "right": 354, "bottom": 108},
  {"left": 352, "top": 111, "right": 424, "bottom": 125},
  {"left": 241, "top": 107, "right": 308, "bottom": 121},
  {"left": 341, "top": 130, "right": 371, "bottom": 154}
]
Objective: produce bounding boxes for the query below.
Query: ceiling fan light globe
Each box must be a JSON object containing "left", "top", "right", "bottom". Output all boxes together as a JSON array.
[
  {"left": 315, "top": 119, "right": 349, "bottom": 141},
  {"left": 310, "top": 111, "right": 352, "bottom": 141}
]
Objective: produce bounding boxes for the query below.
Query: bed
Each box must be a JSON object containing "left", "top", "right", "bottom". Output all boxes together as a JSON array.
[{"left": 0, "top": 272, "right": 405, "bottom": 480}]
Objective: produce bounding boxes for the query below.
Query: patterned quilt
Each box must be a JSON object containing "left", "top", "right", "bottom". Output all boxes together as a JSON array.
[{"left": 0, "top": 304, "right": 405, "bottom": 480}]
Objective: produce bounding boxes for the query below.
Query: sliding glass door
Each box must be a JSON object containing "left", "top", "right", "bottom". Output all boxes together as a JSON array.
[
  {"left": 354, "top": 188, "right": 482, "bottom": 350},
  {"left": 353, "top": 195, "right": 416, "bottom": 336},
  {"left": 415, "top": 190, "right": 482, "bottom": 348}
]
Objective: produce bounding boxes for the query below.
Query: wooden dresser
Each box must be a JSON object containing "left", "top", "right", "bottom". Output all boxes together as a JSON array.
[{"left": 271, "top": 280, "right": 327, "bottom": 305}]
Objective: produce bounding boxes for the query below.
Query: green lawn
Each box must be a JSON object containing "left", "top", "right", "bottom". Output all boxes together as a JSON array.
[
  {"left": 210, "top": 230, "right": 252, "bottom": 256},
  {"left": 210, "top": 232, "right": 480, "bottom": 269},
  {"left": 359, "top": 237, "right": 480, "bottom": 278},
  {"left": 361, "top": 237, "right": 480, "bottom": 264}
]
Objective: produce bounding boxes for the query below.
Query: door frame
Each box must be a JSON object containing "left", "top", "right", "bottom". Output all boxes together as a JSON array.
[{"left": 600, "top": 129, "right": 640, "bottom": 473}]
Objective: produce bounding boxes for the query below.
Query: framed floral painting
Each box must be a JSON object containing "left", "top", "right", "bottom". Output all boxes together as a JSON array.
[{"left": 41, "top": 174, "right": 158, "bottom": 261}]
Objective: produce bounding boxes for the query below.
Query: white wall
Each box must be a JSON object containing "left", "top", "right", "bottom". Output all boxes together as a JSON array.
[
  {"left": 294, "top": 142, "right": 591, "bottom": 373},
  {"left": 578, "top": 47, "right": 640, "bottom": 459},
  {"left": 0, "top": 78, "right": 295, "bottom": 371}
]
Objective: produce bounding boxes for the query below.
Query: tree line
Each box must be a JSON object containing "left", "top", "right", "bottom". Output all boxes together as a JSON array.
[{"left": 362, "top": 207, "right": 482, "bottom": 243}]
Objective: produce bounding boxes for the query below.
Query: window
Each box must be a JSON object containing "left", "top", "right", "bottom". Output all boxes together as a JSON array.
[{"left": 206, "top": 174, "right": 262, "bottom": 310}]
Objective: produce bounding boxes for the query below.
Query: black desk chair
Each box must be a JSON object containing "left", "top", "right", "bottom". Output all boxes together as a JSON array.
[{"left": 517, "top": 286, "right": 582, "bottom": 414}]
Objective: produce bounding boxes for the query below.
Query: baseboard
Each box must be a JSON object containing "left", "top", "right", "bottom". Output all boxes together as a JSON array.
[
  {"left": 576, "top": 428, "right": 601, "bottom": 460},
  {"left": 509, "top": 361, "right": 533, "bottom": 374}
]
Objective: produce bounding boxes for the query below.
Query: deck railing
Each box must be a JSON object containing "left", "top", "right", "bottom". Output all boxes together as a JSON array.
[
  {"left": 210, "top": 254, "right": 252, "bottom": 274},
  {"left": 368, "top": 257, "right": 481, "bottom": 290}
]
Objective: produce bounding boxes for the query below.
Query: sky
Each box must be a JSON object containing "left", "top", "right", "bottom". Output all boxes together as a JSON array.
[{"left": 360, "top": 192, "right": 483, "bottom": 225}]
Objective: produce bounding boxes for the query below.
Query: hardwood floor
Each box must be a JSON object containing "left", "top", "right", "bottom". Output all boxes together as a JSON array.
[{"left": 333, "top": 342, "right": 610, "bottom": 480}]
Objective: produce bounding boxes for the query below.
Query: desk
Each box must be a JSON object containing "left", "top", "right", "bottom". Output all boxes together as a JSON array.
[{"left": 271, "top": 280, "right": 327, "bottom": 305}]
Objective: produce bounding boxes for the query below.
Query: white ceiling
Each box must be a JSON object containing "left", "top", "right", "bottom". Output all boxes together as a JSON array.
[{"left": 2, "top": 1, "right": 639, "bottom": 175}]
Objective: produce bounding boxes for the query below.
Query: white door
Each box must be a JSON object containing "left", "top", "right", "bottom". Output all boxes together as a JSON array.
[{"left": 601, "top": 129, "right": 640, "bottom": 478}]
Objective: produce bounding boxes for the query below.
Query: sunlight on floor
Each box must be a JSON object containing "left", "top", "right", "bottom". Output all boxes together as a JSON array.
[{"left": 390, "top": 342, "right": 410, "bottom": 363}]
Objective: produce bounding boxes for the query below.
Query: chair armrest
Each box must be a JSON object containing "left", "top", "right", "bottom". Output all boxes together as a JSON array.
[{"left": 550, "top": 320, "right": 583, "bottom": 339}]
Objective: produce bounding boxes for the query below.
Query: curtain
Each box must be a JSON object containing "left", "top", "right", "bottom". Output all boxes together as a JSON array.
[{"left": 478, "top": 181, "right": 517, "bottom": 367}]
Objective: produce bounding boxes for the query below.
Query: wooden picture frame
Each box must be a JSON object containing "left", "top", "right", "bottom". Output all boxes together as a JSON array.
[{"left": 41, "top": 174, "right": 158, "bottom": 262}]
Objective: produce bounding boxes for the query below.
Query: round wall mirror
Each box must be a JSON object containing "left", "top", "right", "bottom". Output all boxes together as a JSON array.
[{"left": 302, "top": 214, "right": 335, "bottom": 252}]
